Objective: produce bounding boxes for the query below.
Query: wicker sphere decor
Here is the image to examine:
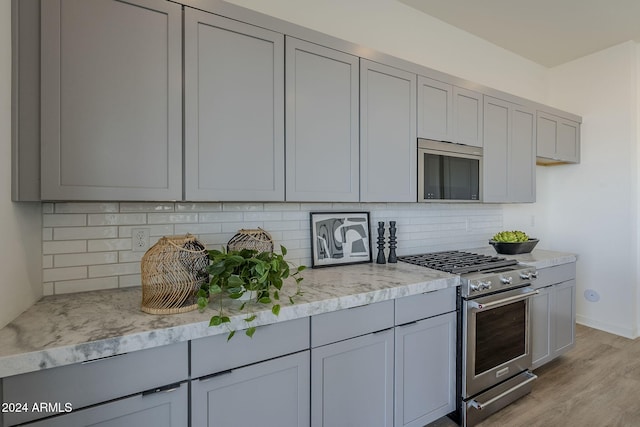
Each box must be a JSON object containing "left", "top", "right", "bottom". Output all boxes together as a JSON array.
[
  {"left": 227, "top": 228, "right": 274, "bottom": 253},
  {"left": 141, "top": 234, "right": 209, "bottom": 315}
]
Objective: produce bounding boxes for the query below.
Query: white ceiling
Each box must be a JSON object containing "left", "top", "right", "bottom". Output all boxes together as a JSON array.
[{"left": 398, "top": 0, "right": 640, "bottom": 67}]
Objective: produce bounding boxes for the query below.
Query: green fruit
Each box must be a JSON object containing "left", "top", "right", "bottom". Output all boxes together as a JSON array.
[{"left": 492, "top": 230, "right": 529, "bottom": 243}]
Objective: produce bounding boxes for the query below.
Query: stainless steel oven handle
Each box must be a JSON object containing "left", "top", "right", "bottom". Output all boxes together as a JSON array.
[
  {"left": 469, "top": 373, "right": 538, "bottom": 410},
  {"left": 469, "top": 289, "right": 539, "bottom": 310}
]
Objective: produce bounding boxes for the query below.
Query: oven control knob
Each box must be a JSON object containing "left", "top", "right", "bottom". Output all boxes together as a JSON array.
[
  {"left": 470, "top": 283, "right": 480, "bottom": 292},
  {"left": 500, "top": 276, "right": 513, "bottom": 285},
  {"left": 531, "top": 271, "right": 538, "bottom": 279},
  {"left": 519, "top": 272, "right": 531, "bottom": 280},
  {"left": 478, "top": 281, "right": 492, "bottom": 291}
]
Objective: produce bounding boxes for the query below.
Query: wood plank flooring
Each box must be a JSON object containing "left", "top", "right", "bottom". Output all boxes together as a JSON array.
[{"left": 432, "top": 324, "right": 640, "bottom": 427}]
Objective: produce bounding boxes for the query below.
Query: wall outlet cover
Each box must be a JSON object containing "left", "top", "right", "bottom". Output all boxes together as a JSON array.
[{"left": 132, "top": 228, "right": 150, "bottom": 252}]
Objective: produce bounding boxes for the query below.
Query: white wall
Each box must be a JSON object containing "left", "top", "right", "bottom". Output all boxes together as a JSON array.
[
  {"left": 223, "top": 0, "right": 549, "bottom": 103},
  {"left": 507, "top": 41, "right": 639, "bottom": 338},
  {"left": 0, "top": 0, "right": 42, "bottom": 328}
]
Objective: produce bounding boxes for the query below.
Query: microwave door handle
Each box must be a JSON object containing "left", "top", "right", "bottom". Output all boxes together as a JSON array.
[{"left": 469, "top": 290, "right": 539, "bottom": 310}]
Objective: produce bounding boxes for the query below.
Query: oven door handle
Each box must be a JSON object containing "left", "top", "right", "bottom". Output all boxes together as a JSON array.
[
  {"left": 469, "top": 289, "right": 539, "bottom": 310},
  {"left": 469, "top": 373, "right": 538, "bottom": 410}
]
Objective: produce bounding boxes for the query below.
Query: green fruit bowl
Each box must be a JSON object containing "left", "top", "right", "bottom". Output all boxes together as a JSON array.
[{"left": 489, "top": 238, "right": 539, "bottom": 255}]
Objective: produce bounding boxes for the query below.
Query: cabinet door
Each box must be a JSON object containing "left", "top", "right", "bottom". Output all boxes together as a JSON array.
[
  {"left": 553, "top": 279, "right": 576, "bottom": 356},
  {"left": 184, "top": 9, "right": 284, "bottom": 201},
  {"left": 510, "top": 105, "right": 536, "bottom": 202},
  {"left": 311, "top": 329, "right": 394, "bottom": 427},
  {"left": 41, "top": 0, "right": 182, "bottom": 200},
  {"left": 454, "top": 87, "right": 483, "bottom": 147},
  {"left": 25, "top": 382, "right": 187, "bottom": 427},
  {"left": 285, "top": 37, "right": 359, "bottom": 202},
  {"left": 557, "top": 119, "right": 580, "bottom": 163},
  {"left": 191, "top": 351, "right": 310, "bottom": 427},
  {"left": 395, "top": 312, "right": 456, "bottom": 427},
  {"left": 483, "top": 96, "right": 510, "bottom": 202},
  {"left": 483, "top": 97, "right": 535, "bottom": 203},
  {"left": 360, "top": 60, "right": 417, "bottom": 202},
  {"left": 417, "top": 76, "right": 453, "bottom": 141},
  {"left": 531, "top": 286, "right": 553, "bottom": 370},
  {"left": 536, "top": 112, "right": 580, "bottom": 163}
]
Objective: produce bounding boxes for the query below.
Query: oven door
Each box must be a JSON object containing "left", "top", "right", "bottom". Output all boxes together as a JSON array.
[{"left": 463, "top": 286, "right": 538, "bottom": 398}]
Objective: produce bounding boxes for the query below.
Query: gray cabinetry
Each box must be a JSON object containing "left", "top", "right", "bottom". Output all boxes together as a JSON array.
[
  {"left": 311, "top": 301, "right": 395, "bottom": 427},
  {"left": 190, "top": 318, "right": 310, "bottom": 427},
  {"left": 531, "top": 263, "right": 577, "bottom": 369},
  {"left": 24, "top": 383, "right": 187, "bottom": 427},
  {"left": 417, "top": 76, "right": 453, "bottom": 142},
  {"left": 483, "top": 96, "right": 536, "bottom": 203},
  {"left": 191, "top": 351, "right": 310, "bottom": 427},
  {"left": 360, "top": 60, "right": 417, "bottom": 202},
  {"left": 40, "top": 0, "right": 182, "bottom": 201},
  {"left": 394, "top": 288, "right": 456, "bottom": 427},
  {"left": 536, "top": 111, "right": 581, "bottom": 164},
  {"left": 184, "top": 9, "right": 285, "bottom": 201},
  {"left": 285, "top": 38, "right": 359, "bottom": 202},
  {"left": 417, "top": 77, "right": 483, "bottom": 148},
  {"left": 2, "top": 341, "right": 188, "bottom": 426}
]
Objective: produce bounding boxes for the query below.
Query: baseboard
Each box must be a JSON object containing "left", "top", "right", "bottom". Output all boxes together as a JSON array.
[{"left": 576, "top": 315, "right": 637, "bottom": 339}]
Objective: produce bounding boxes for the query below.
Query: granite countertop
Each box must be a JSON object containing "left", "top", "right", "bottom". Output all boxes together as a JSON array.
[{"left": 0, "top": 248, "right": 577, "bottom": 379}]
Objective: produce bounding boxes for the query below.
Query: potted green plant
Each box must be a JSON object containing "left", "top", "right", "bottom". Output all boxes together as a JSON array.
[{"left": 197, "top": 246, "right": 305, "bottom": 340}]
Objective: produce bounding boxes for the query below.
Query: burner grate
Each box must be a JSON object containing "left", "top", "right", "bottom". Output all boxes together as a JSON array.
[{"left": 398, "top": 250, "right": 518, "bottom": 274}]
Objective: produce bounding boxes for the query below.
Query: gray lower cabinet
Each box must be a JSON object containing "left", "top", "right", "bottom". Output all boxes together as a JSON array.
[
  {"left": 40, "top": 0, "right": 182, "bottom": 201},
  {"left": 23, "top": 383, "right": 187, "bottom": 427},
  {"left": 184, "top": 9, "right": 285, "bottom": 201},
  {"left": 394, "top": 312, "right": 456, "bottom": 427},
  {"left": 311, "top": 329, "right": 395, "bottom": 427},
  {"left": 191, "top": 351, "right": 310, "bottom": 427},
  {"left": 531, "top": 263, "right": 577, "bottom": 369},
  {"left": 2, "top": 342, "right": 188, "bottom": 426},
  {"left": 360, "top": 59, "right": 417, "bottom": 202},
  {"left": 483, "top": 96, "right": 536, "bottom": 203},
  {"left": 285, "top": 37, "right": 359, "bottom": 202},
  {"left": 536, "top": 111, "right": 581, "bottom": 164}
]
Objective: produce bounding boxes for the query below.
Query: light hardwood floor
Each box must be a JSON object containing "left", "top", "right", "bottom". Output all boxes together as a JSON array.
[{"left": 432, "top": 324, "right": 640, "bottom": 427}]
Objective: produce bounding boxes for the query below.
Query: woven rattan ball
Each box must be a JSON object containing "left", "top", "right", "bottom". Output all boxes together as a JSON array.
[
  {"left": 141, "top": 234, "right": 209, "bottom": 314},
  {"left": 227, "top": 228, "right": 274, "bottom": 253}
]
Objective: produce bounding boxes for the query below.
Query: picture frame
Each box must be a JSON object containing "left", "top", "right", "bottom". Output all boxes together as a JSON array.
[{"left": 310, "top": 212, "right": 372, "bottom": 268}]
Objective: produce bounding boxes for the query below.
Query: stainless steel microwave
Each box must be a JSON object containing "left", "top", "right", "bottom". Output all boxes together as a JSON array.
[{"left": 418, "top": 139, "right": 482, "bottom": 202}]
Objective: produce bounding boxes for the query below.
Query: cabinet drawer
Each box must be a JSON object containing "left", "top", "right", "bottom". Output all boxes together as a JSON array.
[
  {"left": 533, "top": 262, "right": 576, "bottom": 289},
  {"left": 395, "top": 287, "right": 457, "bottom": 325},
  {"left": 3, "top": 341, "right": 187, "bottom": 426},
  {"left": 311, "top": 300, "right": 394, "bottom": 348},
  {"left": 191, "top": 317, "right": 310, "bottom": 378}
]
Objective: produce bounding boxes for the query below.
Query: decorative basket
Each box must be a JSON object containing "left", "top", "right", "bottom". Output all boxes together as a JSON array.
[
  {"left": 227, "top": 228, "right": 274, "bottom": 253},
  {"left": 141, "top": 234, "right": 209, "bottom": 315}
]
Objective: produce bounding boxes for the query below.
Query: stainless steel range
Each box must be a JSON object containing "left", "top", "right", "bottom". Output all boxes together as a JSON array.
[{"left": 399, "top": 250, "right": 539, "bottom": 427}]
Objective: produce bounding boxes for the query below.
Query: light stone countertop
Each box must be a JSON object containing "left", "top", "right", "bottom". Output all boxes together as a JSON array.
[
  {"left": 0, "top": 248, "right": 576, "bottom": 379},
  {"left": 0, "top": 262, "right": 456, "bottom": 378}
]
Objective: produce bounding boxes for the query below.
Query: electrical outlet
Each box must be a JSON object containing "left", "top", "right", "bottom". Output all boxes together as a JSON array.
[{"left": 132, "top": 228, "right": 150, "bottom": 252}]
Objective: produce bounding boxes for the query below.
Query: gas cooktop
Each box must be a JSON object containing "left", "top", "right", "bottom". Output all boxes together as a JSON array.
[{"left": 398, "top": 250, "right": 518, "bottom": 275}]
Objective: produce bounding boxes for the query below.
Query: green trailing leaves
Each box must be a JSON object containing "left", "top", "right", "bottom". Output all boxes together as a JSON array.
[{"left": 201, "top": 245, "right": 306, "bottom": 341}]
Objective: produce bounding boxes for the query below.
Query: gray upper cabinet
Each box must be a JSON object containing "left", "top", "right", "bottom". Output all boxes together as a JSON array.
[
  {"left": 285, "top": 38, "right": 359, "bottom": 202},
  {"left": 417, "top": 77, "right": 483, "bottom": 148},
  {"left": 453, "top": 86, "right": 483, "bottom": 147},
  {"left": 361, "top": 60, "right": 417, "bottom": 202},
  {"left": 483, "top": 96, "right": 536, "bottom": 203},
  {"left": 40, "top": 0, "right": 182, "bottom": 201},
  {"left": 537, "top": 111, "right": 581, "bottom": 164},
  {"left": 417, "top": 76, "right": 453, "bottom": 142},
  {"left": 184, "top": 9, "right": 285, "bottom": 201}
]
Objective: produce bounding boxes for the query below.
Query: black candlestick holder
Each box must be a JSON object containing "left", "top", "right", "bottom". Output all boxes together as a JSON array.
[
  {"left": 387, "top": 221, "right": 397, "bottom": 263},
  {"left": 376, "top": 221, "right": 386, "bottom": 264}
]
